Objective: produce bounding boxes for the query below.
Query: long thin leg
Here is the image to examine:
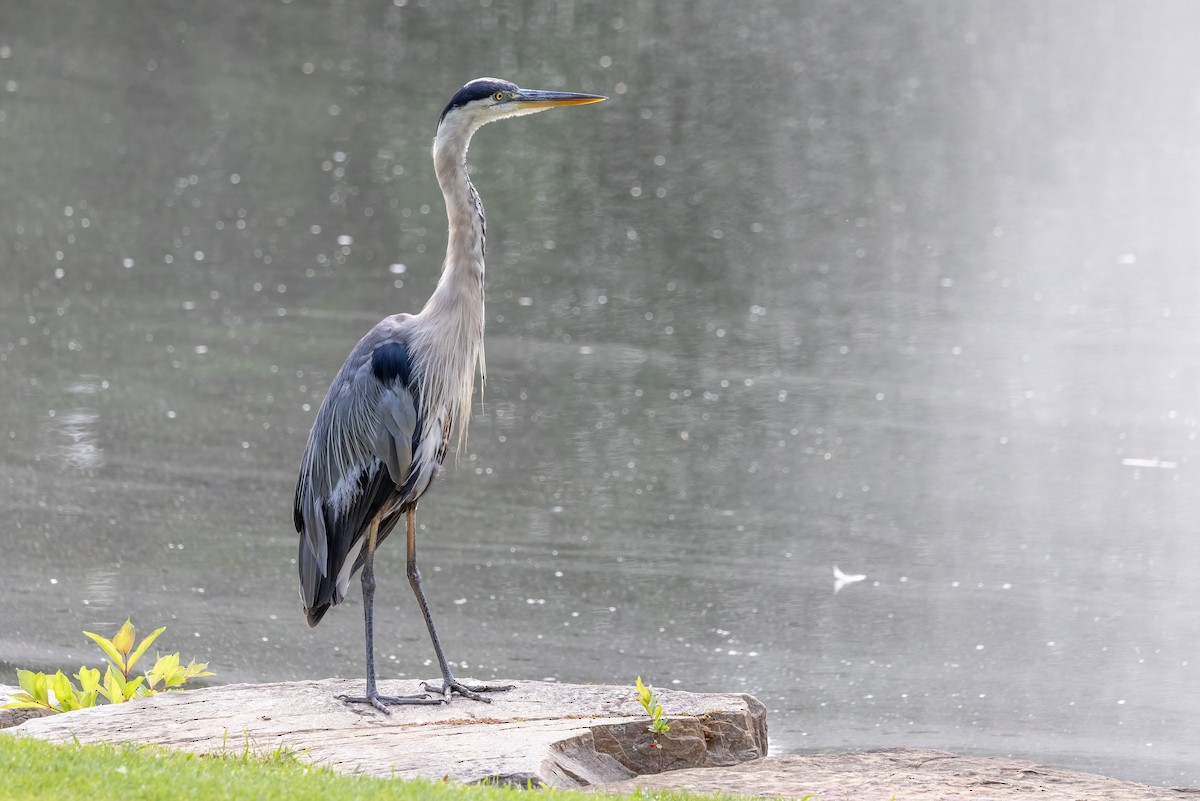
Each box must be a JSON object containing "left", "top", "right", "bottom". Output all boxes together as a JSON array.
[
  {"left": 407, "top": 507, "right": 514, "bottom": 703},
  {"left": 338, "top": 513, "right": 441, "bottom": 710}
]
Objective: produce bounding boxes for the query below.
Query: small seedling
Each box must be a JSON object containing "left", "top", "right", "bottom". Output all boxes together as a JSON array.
[
  {"left": 635, "top": 675, "right": 671, "bottom": 735},
  {"left": 635, "top": 676, "right": 671, "bottom": 771}
]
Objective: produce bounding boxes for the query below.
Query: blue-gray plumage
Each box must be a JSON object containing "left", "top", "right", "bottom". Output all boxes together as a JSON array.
[
  {"left": 293, "top": 78, "right": 604, "bottom": 710},
  {"left": 371, "top": 340, "right": 416, "bottom": 386},
  {"left": 295, "top": 315, "right": 423, "bottom": 626}
]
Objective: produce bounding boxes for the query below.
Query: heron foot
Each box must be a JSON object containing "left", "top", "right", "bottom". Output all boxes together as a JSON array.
[
  {"left": 420, "top": 678, "right": 516, "bottom": 704},
  {"left": 336, "top": 690, "right": 444, "bottom": 712}
]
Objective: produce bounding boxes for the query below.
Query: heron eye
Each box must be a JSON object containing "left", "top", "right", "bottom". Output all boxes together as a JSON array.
[{"left": 493, "top": 92, "right": 505, "bottom": 101}]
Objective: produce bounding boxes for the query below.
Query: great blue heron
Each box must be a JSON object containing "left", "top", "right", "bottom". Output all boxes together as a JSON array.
[{"left": 294, "top": 78, "right": 605, "bottom": 710}]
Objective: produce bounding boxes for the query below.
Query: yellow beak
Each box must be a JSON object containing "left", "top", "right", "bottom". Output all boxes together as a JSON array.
[{"left": 513, "top": 89, "right": 608, "bottom": 109}]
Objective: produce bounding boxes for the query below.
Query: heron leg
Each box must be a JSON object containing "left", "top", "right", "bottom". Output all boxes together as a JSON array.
[
  {"left": 338, "top": 513, "right": 442, "bottom": 710},
  {"left": 406, "top": 508, "right": 515, "bottom": 703}
]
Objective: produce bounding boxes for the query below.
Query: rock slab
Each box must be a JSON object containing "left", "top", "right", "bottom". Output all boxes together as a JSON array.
[
  {"left": 603, "top": 748, "right": 1200, "bottom": 800},
  {"left": 5, "top": 679, "right": 766, "bottom": 787}
]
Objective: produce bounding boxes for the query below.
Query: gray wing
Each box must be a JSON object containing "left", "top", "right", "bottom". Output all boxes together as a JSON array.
[{"left": 294, "top": 316, "right": 421, "bottom": 626}]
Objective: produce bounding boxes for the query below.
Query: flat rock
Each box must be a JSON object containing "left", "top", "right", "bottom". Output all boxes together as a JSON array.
[
  {"left": 5, "top": 679, "right": 766, "bottom": 787},
  {"left": 602, "top": 748, "right": 1200, "bottom": 800}
]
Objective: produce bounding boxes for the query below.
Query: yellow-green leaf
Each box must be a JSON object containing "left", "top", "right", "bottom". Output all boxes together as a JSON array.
[
  {"left": 111, "top": 619, "right": 137, "bottom": 660},
  {"left": 51, "top": 671, "right": 75, "bottom": 712},
  {"left": 83, "top": 630, "right": 127, "bottom": 674},
  {"left": 126, "top": 626, "right": 166, "bottom": 673},
  {"left": 182, "top": 659, "right": 213, "bottom": 680},
  {"left": 154, "top": 652, "right": 180, "bottom": 671},
  {"left": 122, "top": 675, "right": 145, "bottom": 700},
  {"left": 1, "top": 698, "right": 50, "bottom": 710},
  {"left": 148, "top": 652, "right": 180, "bottom": 690},
  {"left": 31, "top": 672, "right": 49, "bottom": 706},
  {"left": 102, "top": 665, "right": 125, "bottom": 704},
  {"left": 76, "top": 666, "right": 101, "bottom": 694},
  {"left": 17, "top": 669, "right": 38, "bottom": 698}
]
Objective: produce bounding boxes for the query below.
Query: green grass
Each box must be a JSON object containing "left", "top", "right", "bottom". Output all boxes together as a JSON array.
[{"left": 0, "top": 734, "right": 776, "bottom": 801}]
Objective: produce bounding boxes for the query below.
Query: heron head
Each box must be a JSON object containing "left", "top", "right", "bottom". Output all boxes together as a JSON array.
[{"left": 436, "top": 78, "right": 606, "bottom": 136}]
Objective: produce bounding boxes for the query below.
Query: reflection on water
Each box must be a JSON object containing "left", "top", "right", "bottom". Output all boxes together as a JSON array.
[
  {"left": 42, "top": 409, "right": 103, "bottom": 470},
  {"left": 80, "top": 568, "right": 120, "bottom": 619},
  {"left": 41, "top": 377, "right": 108, "bottom": 471},
  {"left": 1, "top": 0, "right": 1199, "bottom": 787}
]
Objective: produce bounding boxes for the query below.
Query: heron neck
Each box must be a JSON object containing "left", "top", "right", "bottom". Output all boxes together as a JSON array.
[
  {"left": 426, "top": 127, "right": 486, "bottom": 320},
  {"left": 411, "top": 125, "right": 487, "bottom": 450}
]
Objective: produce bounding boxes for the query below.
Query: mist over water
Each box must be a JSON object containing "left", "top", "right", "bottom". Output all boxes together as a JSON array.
[{"left": 2, "top": 1, "right": 1199, "bottom": 786}]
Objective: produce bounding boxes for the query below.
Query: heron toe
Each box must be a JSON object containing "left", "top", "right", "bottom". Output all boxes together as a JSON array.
[
  {"left": 337, "top": 690, "right": 444, "bottom": 712},
  {"left": 420, "top": 678, "right": 516, "bottom": 703}
]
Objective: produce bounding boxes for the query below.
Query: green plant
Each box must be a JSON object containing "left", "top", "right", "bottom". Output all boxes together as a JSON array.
[
  {"left": 3, "top": 618, "right": 213, "bottom": 713},
  {"left": 635, "top": 676, "right": 670, "bottom": 736},
  {"left": 635, "top": 676, "right": 671, "bottom": 773}
]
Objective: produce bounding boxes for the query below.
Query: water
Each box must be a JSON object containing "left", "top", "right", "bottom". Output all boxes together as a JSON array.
[{"left": 2, "top": 0, "right": 1199, "bottom": 786}]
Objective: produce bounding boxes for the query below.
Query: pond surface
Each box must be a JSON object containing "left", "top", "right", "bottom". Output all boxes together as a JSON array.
[{"left": 2, "top": 0, "right": 1199, "bottom": 786}]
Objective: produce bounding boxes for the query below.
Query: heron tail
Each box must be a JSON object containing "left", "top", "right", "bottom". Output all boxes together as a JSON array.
[{"left": 305, "top": 603, "right": 330, "bottom": 628}]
